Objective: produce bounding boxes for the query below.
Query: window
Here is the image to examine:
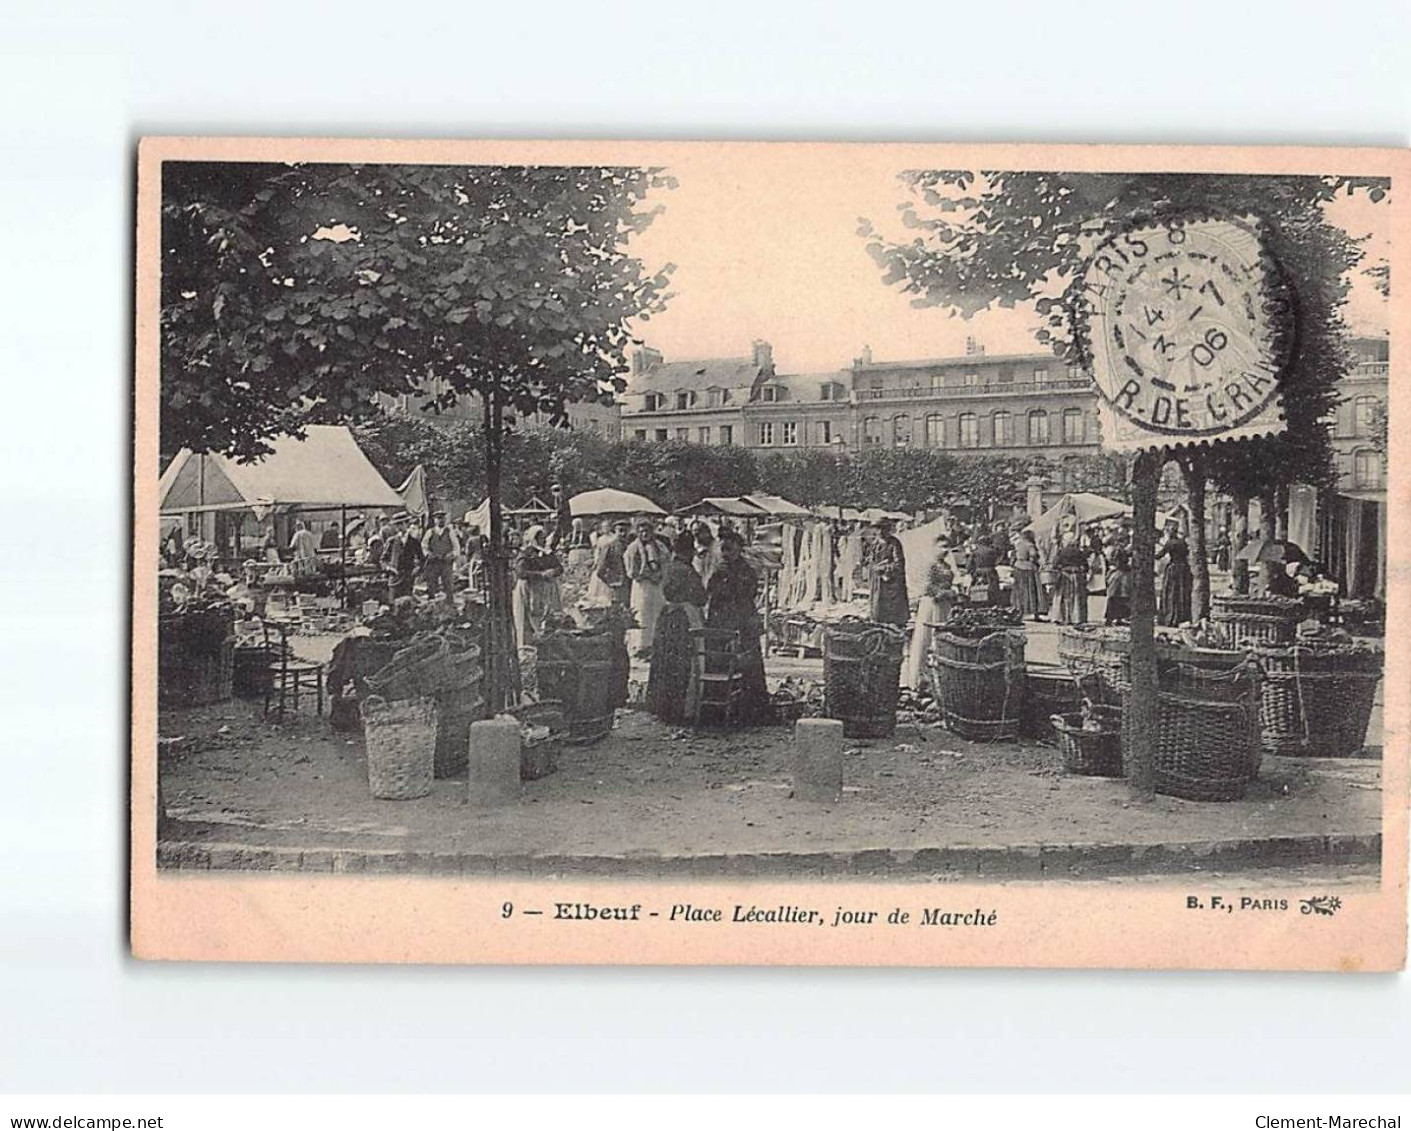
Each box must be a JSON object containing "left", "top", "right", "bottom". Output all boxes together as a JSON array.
[
  {"left": 1028, "top": 410, "right": 1050, "bottom": 446},
  {"left": 863, "top": 416, "right": 881, "bottom": 445},
  {"left": 1033, "top": 367, "right": 1049, "bottom": 386},
  {"left": 925, "top": 413, "right": 945, "bottom": 448},
  {"left": 817, "top": 420, "right": 833, "bottom": 445},
  {"left": 676, "top": 390, "right": 695, "bottom": 410},
  {"left": 707, "top": 388, "right": 722, "bottom": 407},
  {"left": 644, "top": 393, "right": 664, "bottom": 411},
  {"left": 760, "top": 384, "right": 783, "bottom": 403},
  {"left": 820, "top": 382, "right": 844, "bottom": 401},
  {"left": 721, "top": 388, "right": 733, "bottom": 404},
  {"left": 957, "top": 412, "right": 978, "bottom": 448},
  {"left": 719, "top": 425, "right": 733, "bottom": 446},
  {"left": 782, "top": 421, "right": 799, "bottom": 446},
  {"left": 1355, "top": 396, "right": 1378, "bottom": 436},
  {"left": 992, "top": 410, "right": 1012, "bottom": 446},
  {"left": 697, "top": 426, "right": 711, "bottom": 444},
  {"left": 1354, "top": 450, "right": 1384, "bottom": 489},
  {"left": 633, "top": 429, "right": 647, "bottom": 442},
  {"left": 964, "top": 368, "right": 979, "bottom": 387},
  {"left": 675, "top": 427, "right": 689, "bottom": 441},
  {"left": 1063, "top": 408, "right": 1083, "bottom": 445},
  {"left": 654, "top": 429, "right": 668, "bottom": 443},
  {"left": 758, "top": 422, "right": 775, "bottom": 446},
  {"left": 892, "top": 414, "right": 912, "bottom": 446}
]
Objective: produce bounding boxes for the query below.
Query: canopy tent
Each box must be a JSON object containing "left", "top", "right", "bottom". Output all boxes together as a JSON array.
[
  {"left": 1025, "top": 492, "right": 1132, "bottom": 543},
  {"left": 740, "top": 493, "right": 811, "bottom": 518},
  {"left": 396, "top": 464, "right": 430, "bottom": 517},
  {"left": 159, "top": 425, "right": 405, "bottom": 515},
  {"left": 676, "top": 496, "right": 770, "bottom": 519},
  {"left": 568, "top": 488, "right": 666, "bottom": 518},
  {"left": 812, "top": 504, "right": 865, "bottom": 522},
  {"left": 861, "top": 507, "right": 912, "bottom": 524}
]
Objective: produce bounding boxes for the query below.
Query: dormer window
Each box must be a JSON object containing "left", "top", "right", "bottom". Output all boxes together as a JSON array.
[
  {"left": 759, "top": 384, "right": 784, "bottom": 403},
  {"left": 819, "top": 381, "right": 846, "bottom": 402},
  {"left": 675, "top": 390, "right": 696, "bottom": 410},
  {"left": 643, "top": 393, "right": 664, "bottom": 412}
]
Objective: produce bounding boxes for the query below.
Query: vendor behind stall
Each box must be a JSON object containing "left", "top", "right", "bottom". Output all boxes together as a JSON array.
[{"left": 290, "top": 520, "right": 320, "bottom": 578}]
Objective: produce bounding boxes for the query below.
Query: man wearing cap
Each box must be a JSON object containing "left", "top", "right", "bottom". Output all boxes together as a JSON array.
[
  {"left": 387, "top": 514, "right": 425, "bottom": 599},
  {"left": 421, "top": 510, "right": 459, "bottom": 599}
]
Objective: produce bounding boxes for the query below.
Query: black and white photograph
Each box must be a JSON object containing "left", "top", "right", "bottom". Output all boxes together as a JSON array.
[{"left": 134, "top": 139, "right": 1407, "bottom": 970}]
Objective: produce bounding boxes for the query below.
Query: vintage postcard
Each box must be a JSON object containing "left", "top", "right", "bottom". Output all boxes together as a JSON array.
[{"left": 132, "top": 138, "right": 1408, "bottom": 969}]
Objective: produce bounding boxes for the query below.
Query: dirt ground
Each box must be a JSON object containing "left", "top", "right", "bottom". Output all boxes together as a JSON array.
[{"left": 158, "top": 688, "right": 1382, "bottom": 862}]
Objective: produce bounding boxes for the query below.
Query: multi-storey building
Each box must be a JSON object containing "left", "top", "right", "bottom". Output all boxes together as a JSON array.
[
  {"left": 1331, "top": 335, "right": 1389, "bottom": 501},
  {"left": 620, "top": 340, "right": 774, "bottom": 447}
]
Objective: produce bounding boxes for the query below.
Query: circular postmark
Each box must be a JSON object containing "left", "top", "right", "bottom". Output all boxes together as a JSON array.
[{"left": 1079, "top": 216, "right": 1284, "bottom": 438}]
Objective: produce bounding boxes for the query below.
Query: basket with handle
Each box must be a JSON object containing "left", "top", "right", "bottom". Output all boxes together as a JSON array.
[
  {"left": 1143, "top": 659, "right": 1263, "bottom": 801},
  {"left": 1253, "top": 641, "right": 1383, "bottom": 758},
  {"left": 823, "top": 621, "right": 908, "bottom": 739},
  {"left": 1051, "top": 703, "right": 1123, "bottom": 777},
  {"left": 928, "top": 627, "right": 1027, "bottom": 741},
  {"left": 1211, "top": 595, "right": 1305, "bottom": 648},
  {"left": 361, "top": 694, "right": 436, "bottom": 800}
]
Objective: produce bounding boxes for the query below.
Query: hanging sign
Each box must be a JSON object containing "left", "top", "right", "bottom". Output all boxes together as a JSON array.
[{"left": 1078, "top": 215, "right": 1287, "bottom": 453}]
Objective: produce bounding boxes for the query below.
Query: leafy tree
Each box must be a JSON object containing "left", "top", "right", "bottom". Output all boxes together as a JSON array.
[
  {"left": 862, "top": 170, "right": 1387, "bottom": 795},
  {"left": 164, "top": 161, "right": 675, "bottom": 707}
]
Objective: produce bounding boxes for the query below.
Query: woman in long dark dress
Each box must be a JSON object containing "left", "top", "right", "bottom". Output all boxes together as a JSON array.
[
  {"left": 1051, "top": 531, "right": 1089, "bottom": 625},
  {"left": 1157, "top": 522, "right": 1193, "bottom": 626},
  {"left": 1010, "top": 529, "right": 1044, "bottom": 620},
  {"left": 647, "top": 531, "right": 709, "bottom": 724},
  {"left": 866, "top": 519, "right": 909, "bottom": 625},
  {"left": 706, "top": 529, "right": 771, "bottom": 723}
]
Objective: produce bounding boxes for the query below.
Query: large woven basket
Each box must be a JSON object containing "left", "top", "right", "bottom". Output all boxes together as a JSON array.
[
  {"left": 514, "top": 699, "right": 566, "bottom": 780},
  {"left": 362, "top": 695, "right": 436, "bottom": 800},
  {"left": 929, "top": 628, "right": 1027, "bottom": 741},
  {"left": 1022, "top": 666, "right": 1086, "bottom": 741},
  {"left": 1253, "top": 642, "right": 1383, "bottom": 758},
  {"left": 1211, "top": 595, "right": 1305, "bottom": 648},
  {"left": 1144, "top": 660, "right": 1262, "bottom": 802},
  {"left": 1058, "top": 625, "right": 1130, "bottom": 705},
  {"left": 823, "top": 622, "right": 907, "bottom": 739},
  {"left": 537, "top": 630, "right": 620, "bottom": 744},
  {"left": 433, "top": 688, "right": 486, "bottom": 778},
  {"left": 1052, "top": 705, "right": 1123, "bottom": 777}
]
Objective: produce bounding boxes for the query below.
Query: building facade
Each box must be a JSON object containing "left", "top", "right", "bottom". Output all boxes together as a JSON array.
[
  {"left": 619, "top": 340, "right": 1104, "bottom": 474},
  {"left": 1330, "top": 335, "right": 1389, "bottom": 501}
]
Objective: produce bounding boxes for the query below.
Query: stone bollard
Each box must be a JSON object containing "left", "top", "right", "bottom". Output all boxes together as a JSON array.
[
  {"left": 791, "top": 718, "right": 844, "bottom": 803},
  {"left": 468, "top": 718, "right": 522, "bottom": 807}
]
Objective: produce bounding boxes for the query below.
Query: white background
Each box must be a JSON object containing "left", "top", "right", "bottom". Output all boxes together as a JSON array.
[{"left": 1, "top": 0, "right": 1409, "bottom": 1095}]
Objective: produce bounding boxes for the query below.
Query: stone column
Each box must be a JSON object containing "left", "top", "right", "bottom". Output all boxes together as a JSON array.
[{"left": 791, "top": 718, "right": 844, "bottom": 803}]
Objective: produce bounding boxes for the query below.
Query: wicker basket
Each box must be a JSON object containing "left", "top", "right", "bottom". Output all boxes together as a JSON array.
[
  {"left": 1253, "top": 642, "right": 1383, "bottom": 758},
  {"left": 1058, "top": 625, "right": 1130, "bottom": 705},
  {"left": 929, "top": 628, "right": 1027, "bottom": 741},
  {"left": 1211, "top": 595, "right": 1305, "bottom": 648},
  {"left": 1022, "top": 667, "right": 1086, "bottom": 740},
  {"left": 362, "top": 695, "right": 436, "bottom": 800},
  {"left": 537, "top": 630, "right": 620, "bottom": 744},
  {"left": 1145, "top": 660, "right": 1262, "bottom": 801},
  {"left": 1052, "top": 705, "right": 1123, "bottom": 777},
  {"left": 433, "top": 688, "right": 486, "bottom": 778},
  {"left": 823, "top": 622, "right": 907, "bottom": 739}
]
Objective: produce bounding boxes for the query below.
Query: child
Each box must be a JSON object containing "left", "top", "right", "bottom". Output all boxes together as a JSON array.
[{"left": 1105, "top": 547, "right": 1132, "bottom": 625}]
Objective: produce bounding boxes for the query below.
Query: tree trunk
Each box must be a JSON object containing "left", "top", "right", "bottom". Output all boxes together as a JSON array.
[
  {"left": 1232, "top": 491, "right": 1251, "bottom": 595},
  {"left": 1126, "top": 449, "right": 1164, "bottom": 799},
  {"left": 482, "top": 383, "right": 521, "bottom": 714},
  {"left": 1181, "top": 454, "right": 1211, "bottom": 621}
]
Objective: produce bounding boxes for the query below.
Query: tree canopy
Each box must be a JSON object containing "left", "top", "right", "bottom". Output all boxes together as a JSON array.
[
  {"left": 161, "top": 161, "right": 675, "bottom": 460},
  {"left": 859, "top": 172, "right": 1389, "bottom": 495}
]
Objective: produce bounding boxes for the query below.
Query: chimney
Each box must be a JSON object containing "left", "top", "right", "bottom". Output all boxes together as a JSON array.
[
  {"left": 751, "top": 339, "right": 773, "bottom": 371},
  {"left": 859, "top": 344, "right": 873, "bottom": 365},
  {"left": 965, "top": 336, "right": 984, "bottom": 357},
  {"left": 630, "top": 346, "right": 662, "bottom": 376}
]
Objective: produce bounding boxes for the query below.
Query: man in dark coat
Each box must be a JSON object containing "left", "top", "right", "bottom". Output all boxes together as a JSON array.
[
  {"left": 387, "top": 515, "right": 425, "bottom": 599},
  {"left": 866, "top": 519, "right": 909, "bottom": 626}
]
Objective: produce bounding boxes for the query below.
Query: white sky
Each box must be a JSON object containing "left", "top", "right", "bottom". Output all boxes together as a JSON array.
[{"left": 626, "top": 152, "right": 1391, "bottom": 374}]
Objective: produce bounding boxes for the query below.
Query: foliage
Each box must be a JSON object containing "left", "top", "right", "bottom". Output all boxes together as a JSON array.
[
  {"left": 859, "top": 172, "right": 1390, "bottom": 495},
  {"left": 352, "top": 411, "right": 1066, "bottom": 517},
  {"left": 162, "top": 161, "right": 675, "bottom": 460}
]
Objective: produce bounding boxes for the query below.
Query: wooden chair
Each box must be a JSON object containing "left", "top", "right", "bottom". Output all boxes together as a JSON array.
[
  {"left": 690, "top": 628, "right": 744, "bottom": 727},
  {"left": 261, "top": 621, "right": 324, "bottom": 720}
]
